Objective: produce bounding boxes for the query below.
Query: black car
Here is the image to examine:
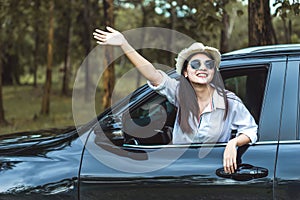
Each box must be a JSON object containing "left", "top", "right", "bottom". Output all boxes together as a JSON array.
[{"left": 0, "top": 44, "right": 300, "bottom": 200}]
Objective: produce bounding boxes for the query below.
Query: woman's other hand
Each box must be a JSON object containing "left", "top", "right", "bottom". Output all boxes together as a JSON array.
[
  {"left": 93, "top": 27, "right": 126, "bottom": 46},
  {"left": 223, "top": 134, "right": 251, "bottom": 174},
  {"left": 92, "top": 26, "right": 163, "bottom": 85},
  {"left": 223, "top": 139, "right": 238, "bottom": 174}
]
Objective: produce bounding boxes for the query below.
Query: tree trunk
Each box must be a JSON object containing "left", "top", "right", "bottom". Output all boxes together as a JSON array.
[
  {"left": 41, "top": 0, "right": 54, "bottom": 115},
  {"left": 0, "top": 43, "right": 8, "bottom": 125},
  {"left": 61, "top": 0, "right": 73, "bottom": 96},
  {"left": 282, "top": 18, "right": 292, "bottom": 43},
  {"left": 270, "top": 18, "right": 278, "bottom": 44},
  {"left": 168, "top": 2, "right": 176, "bottom": 68},
  {"left": 136, "top": 2, "right": 146, "bottom": 88},
  {"left": 83, "top": 0, "right": 91, "bottom": 101},
  {"left": 220, "top": 9, "right": 230, "bottom": 53},
  {"left": 288, "top": 19, "right": 292, "bottom": 43},
  {"left": 102, "top": 0, "right": 115, "bottom": 109},
  {"left": 248, "top": 0, "right": 274, "bottom": 46},
  {"left": 33, "top": 0, "right": 40, "bottom": 87}
]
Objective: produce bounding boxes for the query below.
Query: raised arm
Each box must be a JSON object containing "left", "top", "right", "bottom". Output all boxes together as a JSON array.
[{"left": 93, "top": 27, "right": 163, "bottom": 86}]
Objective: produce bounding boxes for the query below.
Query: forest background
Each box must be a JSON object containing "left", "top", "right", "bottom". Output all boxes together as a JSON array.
[{"left": 0, "top": 0, "right": 299, "bottom": 134}]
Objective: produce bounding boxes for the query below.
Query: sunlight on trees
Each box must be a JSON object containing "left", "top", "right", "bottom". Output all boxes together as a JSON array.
[{"left": 0, "top": 0, "right": 299, "bottom": 132}]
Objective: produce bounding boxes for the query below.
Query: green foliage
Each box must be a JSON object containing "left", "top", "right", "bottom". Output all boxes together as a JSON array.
[
  {"left": 1, "top": 0, "right": 299, "bottom": 85},
  {"left": 273, "top": 0, "right": 300, "bottom": 18},
  {"left": 227, "top": 1, "right": 249, "bottom": 50},
  {"left": 271, "top": 0, "right": 300, "bottom": 43},
  {"left": 1, "top": 0, "right": 300, "bottom": 133},
  {"left": 272, "top": 13, "right": 300, "bottom": 43}
]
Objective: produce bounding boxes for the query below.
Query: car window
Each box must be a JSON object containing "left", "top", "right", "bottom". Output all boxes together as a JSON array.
[
  {"left": 221, "top": 66, "right": 269, "bottom": 124},
  {"left": 120, "top": 66, "right": 269, "bottom": 146},
  {"left": 122, "top": 94, "right": 177, "bottom": 145}
]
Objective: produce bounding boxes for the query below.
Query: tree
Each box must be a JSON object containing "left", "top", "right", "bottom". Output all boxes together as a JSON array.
[
  {"left": 0, "top": 1, "right": 9, "bottom": 125},
  {"left": 273, "top": 0, "right": 300, "bottom": 43},
  {"left": 32, "top": 0, "right": 41, "bottom": 87},
  {"left": 61, "top": 0, "right": 73, "bottom": 95},
  {"left": 82, "top": 0, "right": 92, "bottom": 102},
  {"left": 214, "top": 0, "right": 240, "bottom": 53},
  {"left": 0, "top": 42, "right": 7, "bottom": 125},
  {"left": 117, "top": 0, "right": 154, "bottom": 87},
  {"left": 220, "top": 5, "right": 230, "bottom": 53},
  {"left": 1, "top": 0, "right": 25, "bottom": 86},
  {"left": 102, "top": 0, "right": 115, "bottom": 109},
  {"left": 41, "top": 0, "right": 54, "bottom": 115},
  {"left": 175, "top": 1, "right": 222, "bottom": 47},
  {"left": 136, "top": 1, "right": 148, "bottom": 88},
  {"left": 248, "top": 0, "right": 275, "bottom": 46}
]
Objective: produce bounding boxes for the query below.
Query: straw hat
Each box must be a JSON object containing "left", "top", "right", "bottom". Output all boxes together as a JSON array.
[{"left": 175, "top": 42, "right": 221, "bottom": 74}]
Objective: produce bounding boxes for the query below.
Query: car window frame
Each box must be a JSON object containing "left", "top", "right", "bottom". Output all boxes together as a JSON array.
[
  {"left": 98, "top": 57, "right": 290, "bottom": 149},
  {"left": 221, "top": 65, "right": 269, "bottom": 124},
  {"left": 121, "top": 64, "right": 275, "bottom": 149}
]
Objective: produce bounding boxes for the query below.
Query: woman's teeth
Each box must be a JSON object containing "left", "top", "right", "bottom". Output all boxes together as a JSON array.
[{"left": 196, "top": 73, "right": 208, "bottom": 78}]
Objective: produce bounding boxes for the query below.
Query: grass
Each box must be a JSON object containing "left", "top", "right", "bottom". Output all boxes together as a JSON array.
[
  {"left": 0, "top": 75, "right": 147, "bottom": 135},
  {"left": 0, "top": 85, "right": 75, "bottom": 134}
]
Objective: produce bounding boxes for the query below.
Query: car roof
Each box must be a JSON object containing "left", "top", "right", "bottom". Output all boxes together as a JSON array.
[
  {"left": 222, "top": 44, "right": 300, "bottom": 59},
  {"left": 167, "top": 44, "right": 299, "bottom": 73}
]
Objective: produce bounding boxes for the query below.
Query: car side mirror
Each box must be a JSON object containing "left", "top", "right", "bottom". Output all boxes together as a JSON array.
[{"left": 216, "top": 163, "right": 268, "bottom": 181}]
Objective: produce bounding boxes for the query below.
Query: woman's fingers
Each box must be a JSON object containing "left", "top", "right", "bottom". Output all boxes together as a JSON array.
[
  {"left": 230, "top": 158, "right": 236, "bottom": 173},
  {"left": 93, "top": 27, "right": 124, "bottom": 46},
  {"left": 93, "top": 36, "right": 106, "bottom": 44},
  {"left": 224, "top": 158, "right": 236, "bottom": 174},
  {"left": 93, "top": 30, "right": 108, "bottom": 44},
  {"left": 223, "top": 140, "right": 238, "bottom": 174},
  {"left": 94, "top": 27, "right": 117, "bottom": 36},
  {"left": 93, "top": 30, "right": 107, "bottom": 38},
  {"left": 94, "top": 29, "right": 108, "bottom": 35},
  {"left": 96, "top": 41, "right": 106, "bottom": 45},
  {"left": 233, "top": 159, "right": 237, "bottom": 171},
  {"left": 106, "top": 26, "right": 117, "bottom": 33},
  {"left": 93, "top": 33, "right": 106, "bottom": 40}
]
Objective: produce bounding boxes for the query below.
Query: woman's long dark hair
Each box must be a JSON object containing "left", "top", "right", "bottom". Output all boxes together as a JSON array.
[{"left": 177, "top": 52, "right": 228, "bottom": 134}]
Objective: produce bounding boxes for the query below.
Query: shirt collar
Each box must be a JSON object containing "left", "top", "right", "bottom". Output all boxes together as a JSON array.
[
  {"left": 201, "top": 88, "right": 225, "bottom": 115},
  {"left": 212, "top": 88, "right": 226, "bottom": 110}
]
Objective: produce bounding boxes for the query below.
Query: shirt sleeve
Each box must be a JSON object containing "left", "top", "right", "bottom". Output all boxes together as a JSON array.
[
  {"left": 147, "top": 70, "right": 179, "bottom": 106},
  {"left": 230, "top": 98, "right": 258, "bottom": 143}
]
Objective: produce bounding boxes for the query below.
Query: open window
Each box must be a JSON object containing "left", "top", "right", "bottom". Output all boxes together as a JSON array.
[
  {"left": 121, "top": 66, "right": 269, "bottom": 146},
  {"left": 122, "top": 94, "right": 177, "bottom": 145},
  {"left": 97, "top": 66, "right": 269, "bottom": 147},
  {"left": 221, "top": 66, "right": 269, "bottom": 124}
]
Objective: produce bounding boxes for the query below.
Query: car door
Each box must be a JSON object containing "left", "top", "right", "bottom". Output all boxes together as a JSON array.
[
  {"left": 274, "top": 55, "right": 300, "bottom": 199},
  {"left": 79, "top": 56, "right": 286, "bottom": 200}
]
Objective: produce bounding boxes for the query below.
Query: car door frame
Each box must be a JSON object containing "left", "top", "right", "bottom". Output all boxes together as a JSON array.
[{"left": 274, "top": 54, "right": 300, "bottom": 199}]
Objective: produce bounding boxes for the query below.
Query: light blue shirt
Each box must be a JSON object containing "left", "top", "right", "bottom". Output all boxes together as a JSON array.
[{"left": 148, "top": 71, "right": 258, "bottom": 144}]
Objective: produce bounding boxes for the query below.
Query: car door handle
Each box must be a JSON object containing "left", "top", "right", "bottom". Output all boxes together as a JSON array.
[{"left": 216, "top": 163, "right": 268, "bottom": 181}]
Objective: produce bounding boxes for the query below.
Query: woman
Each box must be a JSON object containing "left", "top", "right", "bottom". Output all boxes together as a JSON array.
[{"left": 93, "top": 27, "right": 258, "bottom": 174}]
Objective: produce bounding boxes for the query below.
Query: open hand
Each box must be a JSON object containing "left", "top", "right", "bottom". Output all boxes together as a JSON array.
[{"left": 93, "top": 27, "right": 126, "bottom": 46}]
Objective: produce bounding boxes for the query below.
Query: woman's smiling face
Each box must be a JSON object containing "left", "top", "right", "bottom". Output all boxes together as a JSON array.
[{"left": 183, "top": 53, "right": 215, "bottom": 85}]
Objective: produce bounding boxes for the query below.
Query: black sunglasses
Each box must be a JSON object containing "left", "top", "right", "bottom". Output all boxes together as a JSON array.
[{"left": 190, "top": 59, "right": 216, "bottom": 70}]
